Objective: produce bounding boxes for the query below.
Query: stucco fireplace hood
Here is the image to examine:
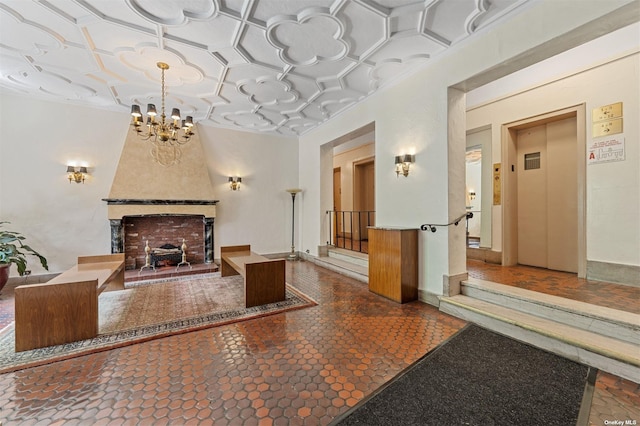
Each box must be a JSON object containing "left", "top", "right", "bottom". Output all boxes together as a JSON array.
[{"left": 103, "top": 126, "right": 218, "bottom": 219}]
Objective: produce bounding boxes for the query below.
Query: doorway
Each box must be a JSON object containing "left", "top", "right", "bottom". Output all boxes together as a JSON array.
[
  {"left": 466, "top": 126, "right": 492, "bottom": 249},
  {"left": 353, "top": 158, "right": 375, "bottom": 241},
  {"left": 502, "top": 106, "right": 586, "bottom": 276},
  {"left": 333, "top": 167, "right": 342, "bottom": 237}
]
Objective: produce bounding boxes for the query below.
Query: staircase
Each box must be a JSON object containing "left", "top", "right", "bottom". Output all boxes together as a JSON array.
[
  {"left": 439, "top": 277, "right": 640, "bottom": 383},
  {"left": 313, "top": 247, "right": 368, "bottom": 283},
  {"left": 311, "top": 249, "right": 639, "bottom": 382}
]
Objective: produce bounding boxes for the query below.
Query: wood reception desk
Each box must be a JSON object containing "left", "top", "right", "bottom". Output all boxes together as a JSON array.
[{"left": 368, "top": 227, "right": 418, "bottom": 303}]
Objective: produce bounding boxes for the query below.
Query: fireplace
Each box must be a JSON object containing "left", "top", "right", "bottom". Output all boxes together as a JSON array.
[
  {"left": 121, "top": 215, "right": 205, "bottom": 270},
  {"left": 104, "top": 127, "right": 218, "bottom": 270},
  {"left": 104, "top": 199, "right": 218, "bottom": 271}
]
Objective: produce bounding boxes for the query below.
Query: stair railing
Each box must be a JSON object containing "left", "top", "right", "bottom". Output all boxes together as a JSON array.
[{"left": 325, "top": 210, "right": 375, "bottom": 253}]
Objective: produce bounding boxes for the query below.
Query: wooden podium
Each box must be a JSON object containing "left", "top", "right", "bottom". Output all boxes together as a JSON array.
[{"left": 368, "top": 227, "right": 418, "bottom": 303}]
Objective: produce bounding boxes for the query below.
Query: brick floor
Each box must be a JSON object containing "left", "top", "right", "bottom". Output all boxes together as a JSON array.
[{"left": 0, "top": 260, "right": 637, "bottom": 425}]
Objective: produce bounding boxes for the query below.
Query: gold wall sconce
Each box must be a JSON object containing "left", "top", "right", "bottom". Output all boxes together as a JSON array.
[
  {"left": 67, "top": 165, "right": 88, "bottom": 184},
  {"left": 395, "top": 154, "right": 415, "bottom": 177},
  {"left": 228, "top": 176, "right": 242, "bottom": 190}
]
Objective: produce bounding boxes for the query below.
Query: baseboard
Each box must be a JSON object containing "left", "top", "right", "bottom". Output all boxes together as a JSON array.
[
  {"left": 7, "top": 272, "right": 59, "bottom": 286},
  {"left": 466, "top": 248, "right": 501, "bottom": 264},
  {"left": 587, "top": 260, "right": 639, "bottom": 287},
  {"left": 419, "top": 289, "right": 440, "bottom": 307}
]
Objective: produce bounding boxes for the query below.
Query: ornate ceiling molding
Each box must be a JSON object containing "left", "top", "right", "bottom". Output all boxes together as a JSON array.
[{"left": 0, "top": 0, "right": 530, "bottom": 136}]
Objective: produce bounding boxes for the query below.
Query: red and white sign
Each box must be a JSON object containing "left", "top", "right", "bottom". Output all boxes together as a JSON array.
[{"left": 587, "top": 136, "right": 625, "bottom": 165}]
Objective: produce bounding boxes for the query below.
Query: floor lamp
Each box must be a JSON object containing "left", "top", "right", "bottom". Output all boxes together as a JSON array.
[{"left": 286, "top": 188, "right": 302, "bottom": 260}]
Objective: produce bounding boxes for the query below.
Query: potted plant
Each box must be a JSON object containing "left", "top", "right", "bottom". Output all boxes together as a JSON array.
[{"left": 0, "top": 222, "right": 48, "bottom": 293}]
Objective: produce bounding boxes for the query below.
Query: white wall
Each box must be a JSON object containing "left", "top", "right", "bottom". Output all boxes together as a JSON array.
[
  {"left": 0, "top": 93, "right": 124, "bottom": 277},
  {"left": 299, "top": 1, "right": 638, "bottom": 299},
  {"left": 0, "top": 94, "right": 298, "bottom": 278},
  {"left": 467, "top": 51, "right": 640, "bottom": 266},
  {"left": 198, "top": 126, "right": 299, "bottom": 257}
]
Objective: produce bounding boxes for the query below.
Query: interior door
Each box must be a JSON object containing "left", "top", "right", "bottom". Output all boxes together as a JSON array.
[
  {"left": 516, "top": 117, "right": 577, "bottom": 273},
  {"left": 354, "top": 159, "right": 375, "bottom": 240},
  {"left": 333, "top": 167, "right": 342, "bottom": 239}
]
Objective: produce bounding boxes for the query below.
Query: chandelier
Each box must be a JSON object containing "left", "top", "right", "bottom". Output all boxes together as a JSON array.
[{"left": 130, "top": 62, "right": 195, "bottom": 166}]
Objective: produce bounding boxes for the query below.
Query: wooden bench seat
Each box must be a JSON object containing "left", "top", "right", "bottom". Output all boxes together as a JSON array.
[
  {"left": 220, "top": 245, "right": 285, "bottom": 308},
  {"left": 14, "top": 253, "right": 125, "bottom": 352}
]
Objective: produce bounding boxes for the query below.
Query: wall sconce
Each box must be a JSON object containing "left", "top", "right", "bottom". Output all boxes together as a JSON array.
[
  {"left": 67, "top": 165, "right": 88, "bottom": 184},
  {"left": 469, "top": 190, "right": 476, "bottom": 201},
  {"left": 395, "top": 154, "right": 415, "bottom": 177},
  {"left": 228, "top": 176, "right": 242, "bottom": 191}
]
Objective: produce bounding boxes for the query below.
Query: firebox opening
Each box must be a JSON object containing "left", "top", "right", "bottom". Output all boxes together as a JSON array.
[{"left": 123, "top": 214, "right": 205, "bottom": 271}]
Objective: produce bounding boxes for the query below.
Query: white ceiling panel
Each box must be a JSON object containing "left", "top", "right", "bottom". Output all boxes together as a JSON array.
[{"left": 0, "top": 0, "right": 531, "bottom": 136}]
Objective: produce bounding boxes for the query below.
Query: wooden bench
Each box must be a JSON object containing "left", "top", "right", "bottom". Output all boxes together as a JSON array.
[
  {"left": 220, "top": 245, "right": 286, "bottom": 308},
  {"left": 14, "top": 253, "right": 125, "bottom": 352}
]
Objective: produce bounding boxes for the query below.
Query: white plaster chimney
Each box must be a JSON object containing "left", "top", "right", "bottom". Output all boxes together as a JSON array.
[{"left": 105, "top": 124, "right": 217, "bottom": 219}]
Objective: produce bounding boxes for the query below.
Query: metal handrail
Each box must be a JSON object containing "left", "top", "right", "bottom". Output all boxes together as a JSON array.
[
  {"left": 326, "top": 210, "right": 375, "bottom": 253},
  {"left": 420, "top": 212, "right": 473, "bottom": 233}
]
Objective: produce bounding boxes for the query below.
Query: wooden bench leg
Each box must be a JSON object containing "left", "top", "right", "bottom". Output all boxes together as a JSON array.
[
  {"left": 244, "top": 260, "right": 286, "bottom": 308},
  {"left": 104, "top": 265, "right": 125, "bottom": 292},
  {"left": 221, "top": 257, "right": 240, "bottom": 277}
]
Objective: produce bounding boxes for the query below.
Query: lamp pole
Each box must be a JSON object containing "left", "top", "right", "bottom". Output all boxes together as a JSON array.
[{"left": 286, "top": 189, "right": 302, "bottom": 260}]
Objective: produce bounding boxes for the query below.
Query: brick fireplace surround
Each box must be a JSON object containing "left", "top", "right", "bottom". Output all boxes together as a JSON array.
[{"left": 103, "top": 199, "right": 218, "bottom": 271}]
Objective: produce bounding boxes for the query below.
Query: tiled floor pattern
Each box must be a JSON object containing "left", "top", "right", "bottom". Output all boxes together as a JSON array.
[
  {"left": 0, "top": 261, "right": 466, "bottom": 425},
  {"left": 0, "top": 260, "right": 637, "bottom": 424},
  {"left": 590, "top": 372, "right": 640, "bottom": 426}
]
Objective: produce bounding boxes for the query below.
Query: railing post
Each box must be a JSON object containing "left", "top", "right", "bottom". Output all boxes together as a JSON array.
[
  {"left": 358, "top": 211, "right": 362, "bottom": 252},
  {"left": 340, "top": 211, "right": 345, "bottom": 249}
]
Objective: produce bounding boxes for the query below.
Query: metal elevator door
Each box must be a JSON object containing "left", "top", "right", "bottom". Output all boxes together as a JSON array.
[{"left": 516, "top": 117, "right": 578, "bottom": 273}]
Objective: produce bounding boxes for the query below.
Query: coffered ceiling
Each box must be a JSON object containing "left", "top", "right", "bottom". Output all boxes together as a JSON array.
[{"left": 0, "top": 0, "right": 529, "bottom": 136}]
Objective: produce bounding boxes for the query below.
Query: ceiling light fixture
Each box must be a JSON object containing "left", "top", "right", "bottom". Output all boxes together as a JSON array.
[{"left": 130, "top": 62, "right": 194, "bottom": 166}]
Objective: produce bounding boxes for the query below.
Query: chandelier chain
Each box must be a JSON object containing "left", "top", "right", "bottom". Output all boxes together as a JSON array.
[{"left": 161, "top": 66, "right": 166, "bottom": 122}]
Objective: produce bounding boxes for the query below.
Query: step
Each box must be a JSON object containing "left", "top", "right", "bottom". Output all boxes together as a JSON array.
[
  {"left": 439, "top": 294, "right": 640, "bottom": 383},
  {"left": 328, "top": 247, "right": 369, "bottom": 268},
  {"left": 462, "top": 278, "right": 640, "bottom": 345},
  {"left": 312, "top": 255, "right": 368, "bottom": 283}
]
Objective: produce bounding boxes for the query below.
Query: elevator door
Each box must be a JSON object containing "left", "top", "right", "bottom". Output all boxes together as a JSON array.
[{"left": 516, "top": 117, "right": 577, "bottom": 273}]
